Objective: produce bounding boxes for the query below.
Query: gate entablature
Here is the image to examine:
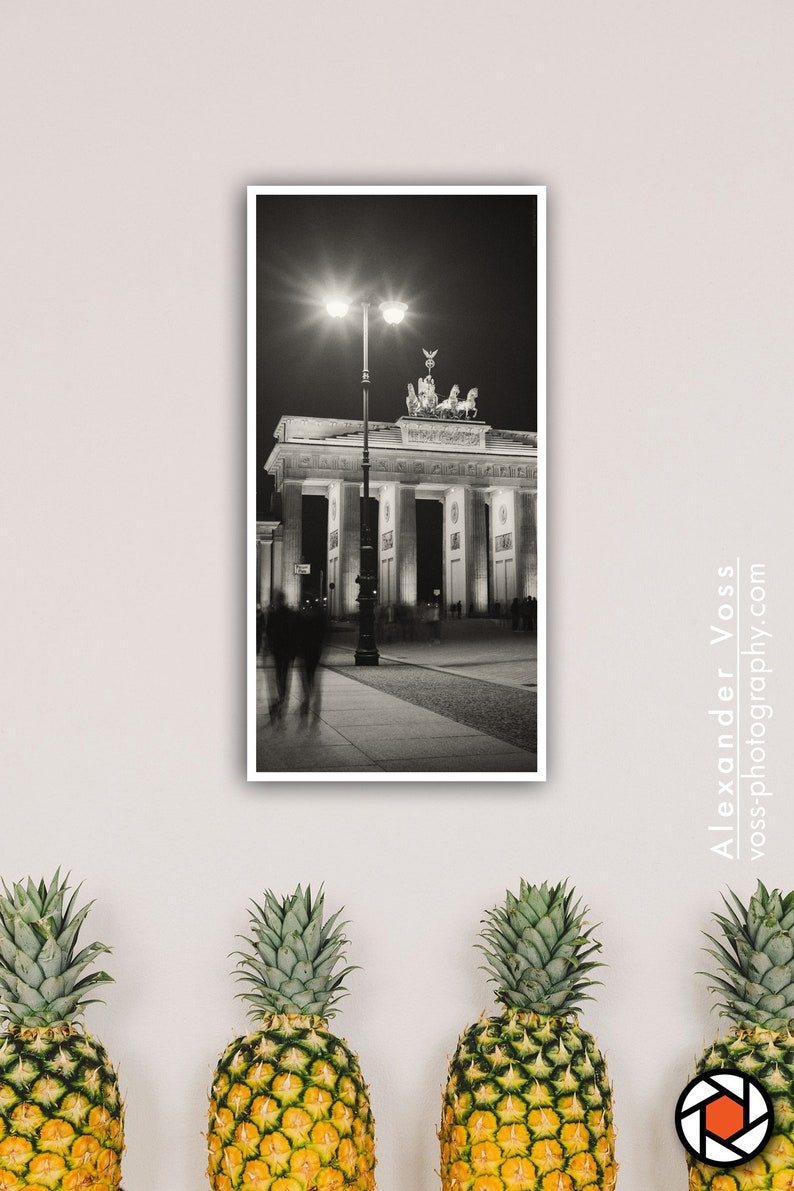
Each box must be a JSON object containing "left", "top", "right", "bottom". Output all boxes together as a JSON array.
[
  {"left": 269, "top": 438, "right": 537, "bottom": 490},
  {"left": 266, "top": 420, "right": 536, "bottom": 484}
]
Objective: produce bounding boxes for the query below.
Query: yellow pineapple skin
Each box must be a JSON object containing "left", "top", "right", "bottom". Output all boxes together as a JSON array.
[
  {"left": 0, "top": 1024, "right": 124, "bottom": 1191},
  {"left": 207, "top": 1013, "right": 375, "bottom": 1191},
  {"left": 440, "top": 1011, "right": 617, "bottom": 1191},
  {"left": 687, "top": 1028, "right": 794, "bottom": 1191}
]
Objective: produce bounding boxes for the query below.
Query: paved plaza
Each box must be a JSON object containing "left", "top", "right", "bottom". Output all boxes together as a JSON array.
[{"left": 255, "top": 620, "right": 538, "bottom": 776}]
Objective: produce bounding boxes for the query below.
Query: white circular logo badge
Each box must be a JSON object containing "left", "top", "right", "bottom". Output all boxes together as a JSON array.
[{"left": 675, "top": 1069, "right": 774, "bottom": 1168}]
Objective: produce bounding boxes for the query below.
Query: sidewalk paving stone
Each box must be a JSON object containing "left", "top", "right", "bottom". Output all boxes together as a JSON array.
[
  {"left": 256, "top": 663, "right": 536, "bottom": 775},
  {"left": 335, "top": 734, "right": 529, "bottom": 762},
  {"left": 320, "top": 708, "right": 447, "bottom": 727},
  {"left": 379, "top": 755, "right": 535, "bottom": 772}
]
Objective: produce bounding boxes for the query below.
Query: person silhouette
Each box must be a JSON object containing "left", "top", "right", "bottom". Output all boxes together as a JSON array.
[
  {"left": 265, "top": 591, "right": 296, "bottom": 721},
  {"left": 297, "top": 602, "right": 328, "bottom": 721}
]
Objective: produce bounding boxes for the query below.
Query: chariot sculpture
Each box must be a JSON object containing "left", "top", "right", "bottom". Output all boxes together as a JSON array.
[{"left": 405, "top": 349, "right": 478, "bottom": 420}]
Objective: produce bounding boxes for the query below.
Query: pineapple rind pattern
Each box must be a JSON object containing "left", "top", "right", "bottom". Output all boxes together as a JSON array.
[
  {"left": 440, "top": 1011, "right": 617, "bottom": 1191},
  {"left": 208, "top": 1013, "right": 375, "bottom": 1191},
  {"left": 0, "top": 1024, "right": 123, "bottom": 1191},
  {"left": 687, "top": 1028, "right": 794, "bottom": 1191}
]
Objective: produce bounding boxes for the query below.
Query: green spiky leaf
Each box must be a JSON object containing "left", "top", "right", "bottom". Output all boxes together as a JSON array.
[
  {"left": 0, "top": 871, "right": 113, "bottom": 1028},
  {"left": 701, "top": 882, "right": 794, "bottom": 1030},
  {"left": 478, "top": 880, "right": 603, "bottom": 1017},
  {"left": 233, "top": 884, "right": 356, "bottom": 1021}
]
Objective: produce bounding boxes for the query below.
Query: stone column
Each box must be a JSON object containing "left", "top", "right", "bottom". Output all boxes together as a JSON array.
[
  {"left": 515, "top": 490, "right": 537, "bottom": 598},
  {"left": 441, "top": 496, "right": 447, "bottom": 612},
  {"left": 397, "top": 485, "right": 417, "bottom": 606},
  {"left": 273, "top": 529, "right": 283, "bottom": 603},
  {"left": 339, "top": 481, "right": 361, "bottom": 617},
  {"left": 465, "top": 488, "right": 489, "bottom": 614},
  {"left": 280, "top": 480, "right": 303, "bottom": 607},
  {"left": 377, "top": 484, "right": 396, "bottom": 605},
  {"left": 258, "top": 535, "right": 273, "bottom": 608}
]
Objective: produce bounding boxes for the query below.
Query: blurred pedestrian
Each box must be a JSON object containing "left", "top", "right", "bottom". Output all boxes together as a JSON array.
[
  {"left": 265, "top": 591, "right": 296, "bottom": 722},
  {"left": 297, "top": 601, "right": 328, "bottom": 721}
]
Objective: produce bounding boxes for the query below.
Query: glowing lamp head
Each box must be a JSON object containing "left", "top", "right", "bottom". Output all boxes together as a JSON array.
[
  {"left": 379, "top": 300, "right": 407, "bottom": 325},
  {"left": 326, "top": 297, "right": 351, "bottom": 319}
]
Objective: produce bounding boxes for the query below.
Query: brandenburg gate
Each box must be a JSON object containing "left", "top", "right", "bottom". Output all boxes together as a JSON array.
[{"left": 256, "top": 351, "right": 538, "bottom": 617}]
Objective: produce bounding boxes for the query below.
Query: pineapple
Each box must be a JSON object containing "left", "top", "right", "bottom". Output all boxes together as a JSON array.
[
  {"left": 207, "top": 885, "right": 375, "bottom": 1191},
  {"left": 689, "top": 882, "right": 794, "bottom": 1190},
  {"left": 0, "top": 871, "right": 123, "bottom": 1191},
  {"left": 440, "top": 880, "right": 617, "bottom": 1191}
]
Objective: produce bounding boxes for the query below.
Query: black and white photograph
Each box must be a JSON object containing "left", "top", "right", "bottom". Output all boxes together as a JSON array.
[{"left": 248, "top": 186, "right": 545, "bottom": 779}]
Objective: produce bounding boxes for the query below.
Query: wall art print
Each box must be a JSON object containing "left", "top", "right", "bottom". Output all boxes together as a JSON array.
[{"left": 248, "top": 185, "right": 546, "bottom": 781}]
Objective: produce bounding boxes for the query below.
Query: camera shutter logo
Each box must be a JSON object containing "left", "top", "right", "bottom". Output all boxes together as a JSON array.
[{"left": 675, "top": 1069, "right": 773, "bottom": 1167}]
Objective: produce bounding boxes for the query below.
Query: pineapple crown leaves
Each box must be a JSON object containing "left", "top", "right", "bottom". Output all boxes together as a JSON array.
[
  {"left": 232, "top": 884, "right": 357, "bottom": 1022},
  {"left": 0, "top": 869, "right": 113, "bottom": 1029},
  {"left": 702, "top": 881, "right": 794, "bottom": 1031},
  {"left": 478, "top": 879, "right": 603, "bottom": 1017}
]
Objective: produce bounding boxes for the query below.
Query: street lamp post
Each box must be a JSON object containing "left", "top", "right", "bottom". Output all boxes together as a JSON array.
[
  {"left": 357, "top": 300, "right": 378, "bottom": 665},
  {"left": 327, "top": 295, "right": 407, "bottom": 666}
]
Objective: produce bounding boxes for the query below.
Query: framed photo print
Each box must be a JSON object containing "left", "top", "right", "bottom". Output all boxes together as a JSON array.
[{"left": 248, "top": 186, "right": 545, "bottom": 781}]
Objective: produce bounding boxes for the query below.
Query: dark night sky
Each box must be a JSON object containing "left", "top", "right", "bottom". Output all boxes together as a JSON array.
[{"left": 256, "top": 192, "right": 538, "bottom": 519}]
